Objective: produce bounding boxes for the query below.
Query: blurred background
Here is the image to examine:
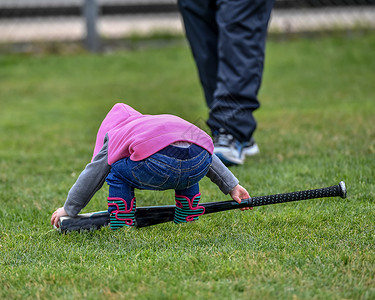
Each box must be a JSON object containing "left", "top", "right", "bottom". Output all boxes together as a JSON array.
[{"left": 1, "top": 0, "right": 374, "bottom": 53}]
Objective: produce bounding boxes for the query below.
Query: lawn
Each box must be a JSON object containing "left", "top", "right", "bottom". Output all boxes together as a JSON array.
[{"left": 0, "top": 33, "right": 374, "bottom": 299}]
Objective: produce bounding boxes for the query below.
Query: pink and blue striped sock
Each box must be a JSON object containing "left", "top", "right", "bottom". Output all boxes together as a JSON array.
[
  {"left": 107, "top": 197, "right": 136, "bottom": 230},
  {"left": 174, "top": 193, "right": 205, "bottom": 224}
]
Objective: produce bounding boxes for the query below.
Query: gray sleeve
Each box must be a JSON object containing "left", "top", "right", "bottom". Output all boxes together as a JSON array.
[
  {"left": 206, "top": 154, "right": 239, "bottom": 194},
  {"left": 64, "top": 136, "right": 111, "bottom": 216}
]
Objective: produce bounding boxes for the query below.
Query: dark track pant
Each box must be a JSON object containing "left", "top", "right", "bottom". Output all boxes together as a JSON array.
[{"left": 178, "top": 0, "right": 274, "bottom": 142}]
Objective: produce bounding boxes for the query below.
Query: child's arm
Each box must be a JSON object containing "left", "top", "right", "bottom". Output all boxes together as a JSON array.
[
  {"left": 206, "top": 154, "right": 239, "bottom": 194},
  {"left": 206, "top": 154, "right": 252, "bottom": 210},
  {"left": 65, "top": 138, "right": 110, "bottom": 216},
  {"left": 52, "top": 136, "right": 111, "bottom": 222},
  {"left": 51, "top": 207, "right": 68, "bottom": 227},
  {"left": 229, "top": 184, "right": 252, "bottom": 211}
]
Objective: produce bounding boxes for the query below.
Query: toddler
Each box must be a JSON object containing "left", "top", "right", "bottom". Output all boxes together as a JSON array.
[{"left": 51, "top": 103, "right": 250, "bottom": 229}]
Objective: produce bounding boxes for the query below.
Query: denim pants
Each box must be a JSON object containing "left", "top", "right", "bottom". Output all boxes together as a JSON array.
[
  {"left": 178, "top": 0, "right": 274, "bottom": 142},
  {"left": 106, "top": 144, "right": 213, "bottom": 210}
]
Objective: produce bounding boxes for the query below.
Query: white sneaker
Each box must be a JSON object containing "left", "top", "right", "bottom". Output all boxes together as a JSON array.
[
  {"left": 213, "top": 129, "right": 245, "bottom": 166},
  {"left": 243, "top": 138, "right": 260, "bottom": 156}
]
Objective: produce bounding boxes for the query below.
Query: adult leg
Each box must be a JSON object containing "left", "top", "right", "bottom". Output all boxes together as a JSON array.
[
  {"left": 208, "top": 0, "right": 274, "bottom": 142},
  {"left": 178, "top": 0, "right": 218, "bottom": 108}
]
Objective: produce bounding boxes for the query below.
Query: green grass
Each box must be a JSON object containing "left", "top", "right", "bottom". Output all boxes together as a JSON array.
[{"left": 1, "top": 33, "right": 374, "bottom": 299}]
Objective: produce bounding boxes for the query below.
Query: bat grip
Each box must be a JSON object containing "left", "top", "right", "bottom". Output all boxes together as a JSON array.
[{"left": 243, "top": 181, "right": 347, "bottom": 208}]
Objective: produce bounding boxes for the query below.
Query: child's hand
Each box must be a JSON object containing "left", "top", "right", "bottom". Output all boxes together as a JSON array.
[
  {"left": 229, "top": 184, "right": 253, "bottom": 211},
  {"left": 51, "top": 207, "right": 68, "bottom": 228}
]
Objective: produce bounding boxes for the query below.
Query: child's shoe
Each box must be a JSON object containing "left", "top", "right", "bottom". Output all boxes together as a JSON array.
[
  {"left": 107, "top": 197, "right": 136, "bottom": 230},
  {"left": 174, "top": 193, "right": 205, "bottom": 224}
]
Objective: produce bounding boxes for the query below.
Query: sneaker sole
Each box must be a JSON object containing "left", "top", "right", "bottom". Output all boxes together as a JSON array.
[
  {"left": 243, "top": 143, "right": 260, "bottom": 156},
  {"left": 214, "top": 148, "right": 244, "bottom": 166}
]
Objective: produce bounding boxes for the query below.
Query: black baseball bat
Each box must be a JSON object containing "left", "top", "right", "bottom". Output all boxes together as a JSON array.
[{"left": 57, "top": 181, "right": 347, "bottom": 233}]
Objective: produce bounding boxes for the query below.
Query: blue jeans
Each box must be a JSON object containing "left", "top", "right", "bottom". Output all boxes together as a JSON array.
[{"left": 106, "top": 144, "right": 212, "bottom": 210}]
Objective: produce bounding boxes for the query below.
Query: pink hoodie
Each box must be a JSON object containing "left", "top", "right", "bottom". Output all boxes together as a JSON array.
[{"left": 92, "top": 103, "right": 214, "bottom": 164}]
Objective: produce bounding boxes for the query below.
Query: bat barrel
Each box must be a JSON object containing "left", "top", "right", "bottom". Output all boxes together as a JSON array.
[{"left": 59, "top": 211, "right": 110, "bottom": 233}]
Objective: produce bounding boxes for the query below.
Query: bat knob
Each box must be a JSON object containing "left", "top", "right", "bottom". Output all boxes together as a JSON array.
[{"left": 339, "top": 181, "right": 347, "bottom": 199}]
